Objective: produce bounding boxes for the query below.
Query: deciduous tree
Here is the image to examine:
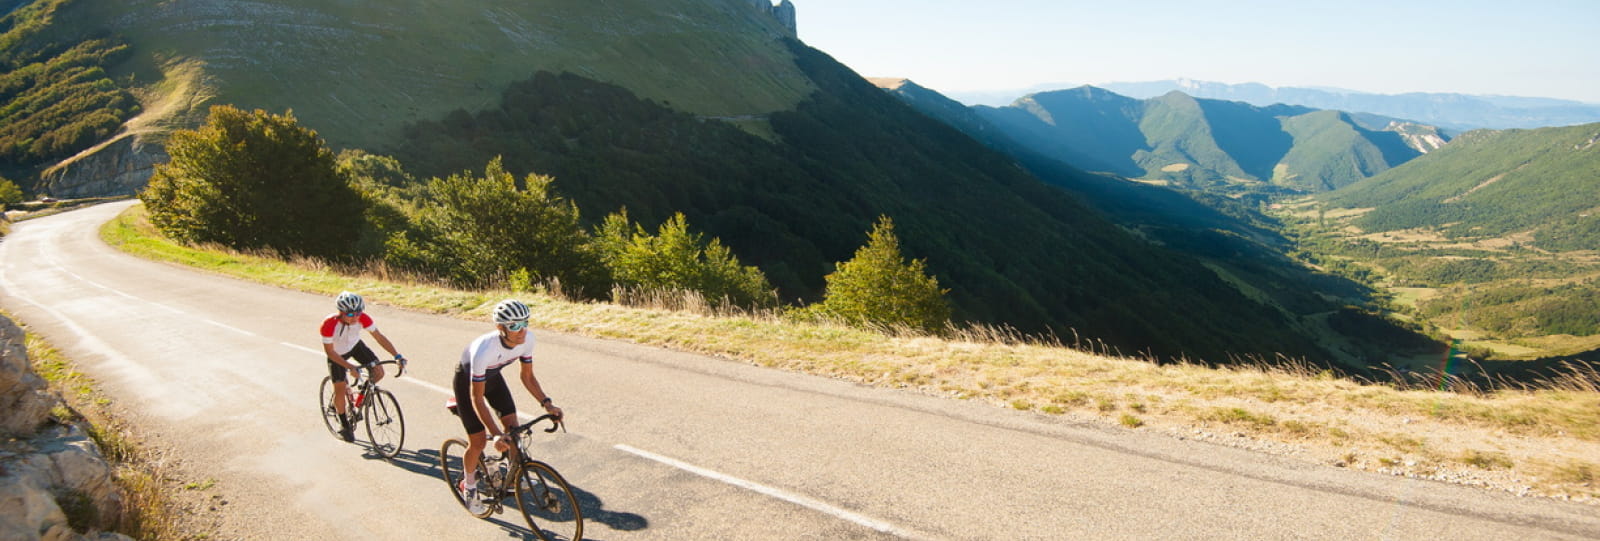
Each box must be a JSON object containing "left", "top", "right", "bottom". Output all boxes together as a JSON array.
[{"left": 139, "top": 105, "right": 364, "bottom": 259}]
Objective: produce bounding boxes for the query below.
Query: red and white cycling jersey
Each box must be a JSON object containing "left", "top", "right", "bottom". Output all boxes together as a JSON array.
[
  {"left": 320, "top": 312, "right": 377, "bottom": 355},
  {"left": 458, "top": 330, "right": 534, "bottom": 382}
]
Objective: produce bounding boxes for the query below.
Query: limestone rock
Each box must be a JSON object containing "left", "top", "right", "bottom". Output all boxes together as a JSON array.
[
  {"left": 38, "top": 133, "right": 167, "bottom": 199},
  {"left": 0, "top": 315, "right": 131, "bottom": 540},
  {"left": 0, "top": 317, "right": 59, "bottom": 438},
  {"left": 771, "top": 0, "right": 796, "bottom": 35}
]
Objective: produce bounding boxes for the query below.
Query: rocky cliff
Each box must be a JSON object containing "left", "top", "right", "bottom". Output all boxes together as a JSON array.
[
  {"left": 38, "top": 134, "right": 167, "bottom": 200},
  {"left": 0, "top": 316, "right": 134, "bottom": 541}
]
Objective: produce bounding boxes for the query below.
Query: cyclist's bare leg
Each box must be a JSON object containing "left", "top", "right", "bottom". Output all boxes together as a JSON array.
[
  {"left": 464, "top": 430, "right": 490, "bottom": 484},
  {"left": 368, "top": 363, "right": 386, "bottom": 384},
  {"left": 332, "top": 379, "right": 350, "bottom": 416}
]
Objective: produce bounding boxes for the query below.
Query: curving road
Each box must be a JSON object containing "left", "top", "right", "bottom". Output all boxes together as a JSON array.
[{"left": 3, "top": 201, "right": 1599, "bottom": 540}]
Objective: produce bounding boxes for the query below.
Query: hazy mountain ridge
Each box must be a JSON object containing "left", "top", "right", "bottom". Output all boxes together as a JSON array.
[{"left": 1098, "top": 79, "right": 1600, "bottom": 131}]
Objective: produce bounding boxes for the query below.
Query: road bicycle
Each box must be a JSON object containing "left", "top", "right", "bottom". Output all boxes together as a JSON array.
[
  {"left": 440, "top": 404, "right": 583, "bottom": 541},
  {"left": 318, "top": 359, "right": 406, "bottom": 458}
]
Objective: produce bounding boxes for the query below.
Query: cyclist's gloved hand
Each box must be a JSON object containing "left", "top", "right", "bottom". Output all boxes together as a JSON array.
[{"left": 395, "top": 354, "right": 407, "bottom": 375}]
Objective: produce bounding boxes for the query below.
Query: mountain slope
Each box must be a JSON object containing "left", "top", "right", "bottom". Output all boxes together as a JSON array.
[
  {"left": 876, "top": 78, "right": 1446, "bottom": 371},
  {"left": 28, "top": 0, "right": 813, "bottom": 195},
  {"left": 391, "top": 44, "right": 1342, "bottom": 366},
  {"left": 969, "top": 86, "right": 1430, "bottom": 193},
  {"left": 976, "top": 86, "right": 1147, "bottom": 177},
  {"left": 1276, "top": 111, "right": 1419, "bottom": 191},
  {"left": 1322, "top": 123, "right": 1600, "bottom": 250}
]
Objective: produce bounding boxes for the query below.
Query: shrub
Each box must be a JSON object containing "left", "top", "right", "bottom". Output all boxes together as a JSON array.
[{"left": 595, "top": 209, "right": 774, "bottom": 310}]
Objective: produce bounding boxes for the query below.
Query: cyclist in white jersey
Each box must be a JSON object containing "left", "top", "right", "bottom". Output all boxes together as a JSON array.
[
  {"left": 454, "top": 299, "right": 561, "bottom": 514},
  {"left": 320, "top": 291, "right": 406, "bottom": 442}
]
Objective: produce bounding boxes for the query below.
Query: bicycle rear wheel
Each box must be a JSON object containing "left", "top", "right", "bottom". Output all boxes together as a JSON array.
[
  {"left": 439, "top": 439, "right": 493, "bottom": 518},
  {"left": 317, "top": 377, "right": 342, "bottom": 438},
  {"left": 514, "top": 461, "right": 583, "bottom": 541},
  {"left": 363, "top": 389, "right": 405, "bottom": 458}
]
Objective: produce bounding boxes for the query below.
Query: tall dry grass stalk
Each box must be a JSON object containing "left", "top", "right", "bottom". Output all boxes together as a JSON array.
[{"left": 609, "top": 285, "right": 783, "bottom": 321}]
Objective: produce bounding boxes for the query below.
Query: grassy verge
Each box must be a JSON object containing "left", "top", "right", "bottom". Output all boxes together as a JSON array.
[
  {"left": 10, "top": 308, "right": 210, "bottom": 541},
  {"left": 102, "top": 204, "right": 1600, "bottom": 503}
]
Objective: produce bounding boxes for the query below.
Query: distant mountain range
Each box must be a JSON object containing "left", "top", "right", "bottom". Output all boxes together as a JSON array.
[
  {"left": 890, "top": 81, "right": 1446, "bottom": 193},
  {"left": 949, "top": 79, "right": 1600, "bottom": 131}
]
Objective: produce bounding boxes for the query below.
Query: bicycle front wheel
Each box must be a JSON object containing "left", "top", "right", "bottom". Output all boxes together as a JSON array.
[
  {"left": 440, "top": 439, "right": 493, "bottom": 519},
  {"left": 317, "top": 377, "right": 342, "bottom": 438},
  {"left": 363, "top": 389, "right": 405, "bottom": 458},
  {"left": 514, "top": 460, "right": 583, "bottom": 541}
]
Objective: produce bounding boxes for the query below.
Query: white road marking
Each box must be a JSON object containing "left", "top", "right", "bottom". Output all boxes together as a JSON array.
[
  {"left": 614, "top": 444, "right": 919, "bottom": 539},
  {"left": 281, "top": 341, "right": 455, "bottom": 396}
]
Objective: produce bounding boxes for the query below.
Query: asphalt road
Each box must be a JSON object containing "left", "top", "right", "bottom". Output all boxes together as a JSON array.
[{"left": 4, "top": 201, "right": 1599, "bottom": 540}]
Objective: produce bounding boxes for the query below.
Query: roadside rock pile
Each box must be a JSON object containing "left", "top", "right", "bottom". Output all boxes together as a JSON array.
[{"left": 0, "top": 315, "right": 134, "bottom": 541}]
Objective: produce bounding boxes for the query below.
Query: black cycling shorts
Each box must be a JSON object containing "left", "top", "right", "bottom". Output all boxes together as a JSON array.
[
  {"left": 453, "top": 367, "right": 517, "bottom": 436},
  {"left": 326, "top": 341, "right": 379, "bottom": 382}
]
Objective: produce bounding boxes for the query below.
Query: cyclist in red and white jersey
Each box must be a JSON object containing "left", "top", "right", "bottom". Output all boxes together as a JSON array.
[
  {"left": 321, "top": 291, "right": 406, "bottom": 442},
  {"left": 453, "top": 299, "right": 561, "bottom": 514}
]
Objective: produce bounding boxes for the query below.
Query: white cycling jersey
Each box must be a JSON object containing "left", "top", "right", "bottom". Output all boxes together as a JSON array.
[
  {"left": 458, "top": 330, "right": 534, "bottom": 382},
  {"left": 319, "top": 312, "right": 376, "bottom": 355}
]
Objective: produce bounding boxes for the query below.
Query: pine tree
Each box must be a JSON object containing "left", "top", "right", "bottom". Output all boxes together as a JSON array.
[{"left": 818, "top": 216, "right": 950, "bottom": 334}]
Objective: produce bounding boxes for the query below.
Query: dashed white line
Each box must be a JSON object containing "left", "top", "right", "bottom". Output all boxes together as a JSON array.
[
  {"left": 614, "top": 444, "right": 919, "bottom": 539},
  {"left": 280, "top": 341, "right": 454, "bottom": 397}
]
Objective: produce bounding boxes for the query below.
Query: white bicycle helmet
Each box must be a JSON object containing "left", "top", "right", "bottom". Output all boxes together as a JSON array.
[
  {"left": 336, "top": 291, "right": 365, "bottom": 313},
  {"left": 492, "top": 299, "right": 531, "bottom": 324}
]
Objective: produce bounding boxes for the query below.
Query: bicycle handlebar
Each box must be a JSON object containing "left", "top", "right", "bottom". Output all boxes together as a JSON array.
[
  {"left": 511, "top": 413, "right": 565, "bottom": 437},
  {"left": 356, "top": 359, "right": 405, "bottom": 379}
]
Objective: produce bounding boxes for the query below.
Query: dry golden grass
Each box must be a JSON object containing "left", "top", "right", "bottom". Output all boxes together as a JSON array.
[{"left": 98, "top": 205, "right": 1600, "bottom": 505}]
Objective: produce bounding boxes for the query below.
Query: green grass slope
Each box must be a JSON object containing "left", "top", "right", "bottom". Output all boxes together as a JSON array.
[
  {"left": 37, "top": 0, "right": 813, "bottom": 152},
  {"left": 1277, "top": 111, "right": 1420, "bottom": 191},
  {"left": 1136, "top": 92, "right": 1250, "bottom": 186}
]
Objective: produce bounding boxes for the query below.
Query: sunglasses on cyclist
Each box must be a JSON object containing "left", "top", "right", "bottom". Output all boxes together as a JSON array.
[
  {"left": 505, "top": 320, "right": 529, "bottom": 332},
  {"left": 343, "top": 311, "right": 361, "bottom": 318}
]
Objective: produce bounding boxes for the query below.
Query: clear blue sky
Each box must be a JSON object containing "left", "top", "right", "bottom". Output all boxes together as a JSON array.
[{"left": 793, "top": 0, "right": 1600, "bottom": 103}]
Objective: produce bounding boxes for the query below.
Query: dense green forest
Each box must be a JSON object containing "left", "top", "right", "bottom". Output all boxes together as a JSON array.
[{"left": 390, "top": 41, "right": 1339, "bottom": 366}]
